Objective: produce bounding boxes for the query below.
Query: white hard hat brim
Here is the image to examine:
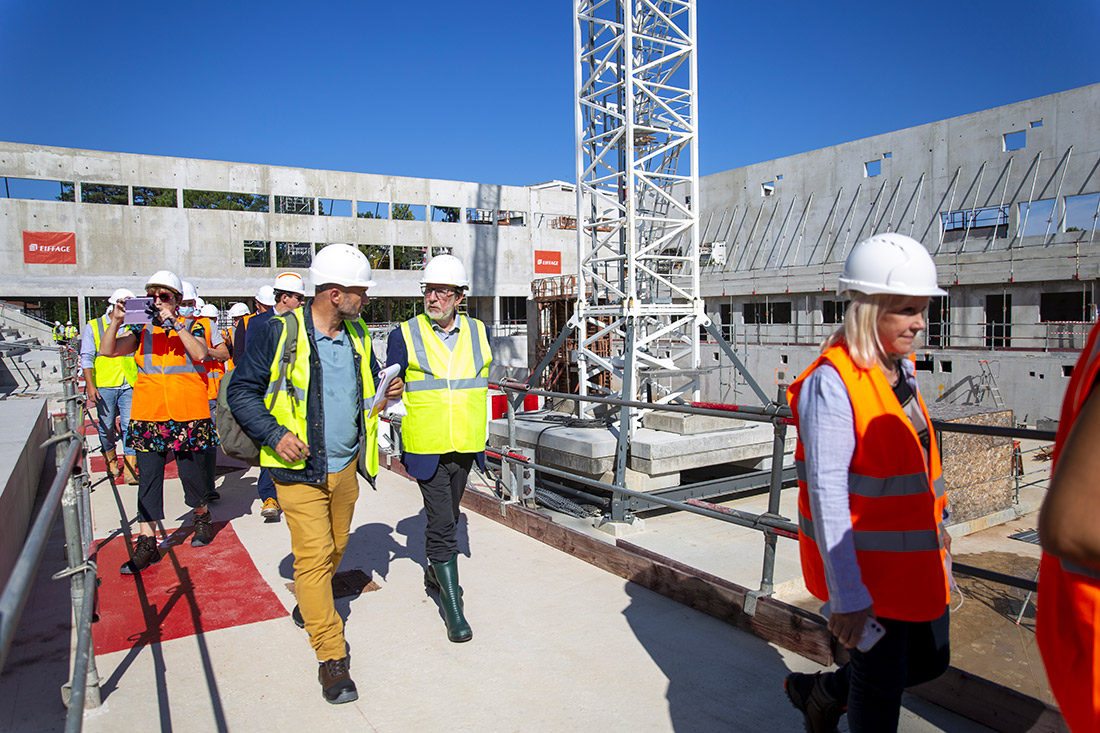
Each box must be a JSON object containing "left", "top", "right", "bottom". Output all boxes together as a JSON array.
[{"left": 838, "top": 278, "right": 947, "bottom": 297}]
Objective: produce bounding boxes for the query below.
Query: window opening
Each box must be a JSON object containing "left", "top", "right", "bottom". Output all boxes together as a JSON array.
[
  {"left": 274, "top": 195, "right": 313, "bottom": 215},
  {"left": 500, "top": 296, "right": 527, "bottom": 324},
  {"left": 1003, "top": 131, "right": 1026, "bottom": 151},
  {"left": 940, "top": 205, "right": 1009, "bottom": 242},
  {"left": 392, "top": 203, "right": 425, "bottom": 221},
  {"left": 1040, "top": 291, "right": 1093, "bottom": 322},
  {"left": 822, "top": 299, "right": 848, "bottom": 325},
  {"left": 761, "top": 182, "right": 775, "bottom": 197},
  {"left": 1018, "top": 199, "right": 1056, "bottom": 238},
  {"left": 498, "top": 210, "right": 526, "bottom": 226},
  {"left": 926, "top": 296, "right": 950, "bottom": 347},
  {"left": 1030, "top": 120, "right": 1043, "bottom": 128},
  {"left": 185, "top": 189, "right": 268, "bottom": 211},
  {"left": 80, "top": 183, "right": 128, "bottom": 205},
  {"left": 864, "top": 160, "right": 882, "bottom": 177},
  {"left": 133, "top": 186, "right": 176, "bottom": 207},
  {"left": 243, "top": 240, "right": 271, "bottom": 268},
  {"left": 467, "top": 207, "right": 495, "bottom": 224},
  {"left": 1065, "top": 193, "right": 1100, "bottom": 232},
  {"left": 357, "top": 201, "right": 388, "bottom": 219},
  {"left": 318, "top": 198, "right": 352, "bottom": 217},
  {"left": 276, "top": 241, "right": 312, "bottom": 268},
  {"left": 358, "top": 244, "right": 391, "bottom": 270},
  {"left": 940, "top": 361, "right": 953, "bottom": 373},
  {"left": 985, "top": 294, "right": 1012, "bottom": 348},
  {"left": 394, "top": 245, "right": 429, "bottom": 270},
  {"left": 431, "top": 206, "right": 460, "bottom": 223},
  {"left": 1, "top": 177, "right": 75, "bottom": 202}
]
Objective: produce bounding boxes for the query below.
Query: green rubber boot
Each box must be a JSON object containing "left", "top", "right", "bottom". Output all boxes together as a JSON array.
[{"left": 430, "top": 555, "right": 472, "bottom": 643}]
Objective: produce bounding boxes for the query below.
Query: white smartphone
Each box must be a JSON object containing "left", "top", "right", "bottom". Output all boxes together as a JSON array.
[{"left": 820, "top": 601, "right": 886, "bottom": 652}]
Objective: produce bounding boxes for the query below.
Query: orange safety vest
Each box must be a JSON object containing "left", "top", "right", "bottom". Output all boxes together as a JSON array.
[
  {"left": 221, "top": 328, "right": 235, "bottom": 372},
  {"left": 191, "top": 317, "right": 223, "bottom": 400},
  {"left": 131, "top": 324, "right": 210, "bottom": 422},
  {"left": 1038, "top": 318, "right": 1100, "bottom": 732},
  {"left": 787, "top": 342, "right": 949, "bottom": 622}
]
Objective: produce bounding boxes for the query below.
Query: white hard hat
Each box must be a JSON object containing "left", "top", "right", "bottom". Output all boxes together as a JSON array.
[
  {"left": 228, "top": 302, "right": 251, "bottom": 318},
  {"left": 195, "top": 296, "right": 206, "bottom": 310},
  {"left": 67, "top": 320, "right": 72, "bottom": 325},
  {"left": 145, "top": 270, "right": 183, "bottom": 294},
  {"left": 55, "top": 321, "right": 61, "bottom": 325},
  {"left": 199, "top": 303, "right": 219, "bottom": 318},
  {"left": 274, "top": 272, "right": 307, "bottom": 295},
  {"left": 181, "top": 280, "right": 198, "bottom": 303},
  {"left": 838, "top": 233, "right": 947, "bottom": 298},
  {"left": 419, "top": 254, "right": 469, "bottom": 289},
  {"left": 255, "top": 285, "right": 276, "bottom": 306},
  {"left": 310, "top": 243, "right": 376, "bottom": 289},
  {"left": 108, "top": 288, "right": 135, "bottom": 305}
]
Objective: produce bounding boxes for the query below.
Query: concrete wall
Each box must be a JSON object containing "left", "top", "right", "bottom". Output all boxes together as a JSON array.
[
  {"left": 0, "top": 399, "right": 49, "bottom": 595},
  {"left": 694, "top": 83, "right": 1100, "bottom": 421},
  {"left": 0, "top": 145, "right": 577, "bottom": 307}
]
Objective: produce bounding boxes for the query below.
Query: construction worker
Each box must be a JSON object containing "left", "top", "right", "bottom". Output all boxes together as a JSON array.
[
  {"left": 52, "top": 321, "right": 63, "bottom": 344},
  {"left": 82, "top": 288, "right": 140, "bottom": 484},
  {"left": 99, "top": 270, "right": 219, "bottom": 574},
  {"left": 64, "top": 320, "right": 78, "bottom": 341},
  {"left": 386, "top": 253, "right": 492, "bottom": 644},
  {"left": 783, "top": 233, "right": 951, "bottom": 732},
  {"left": 233, "top": 285, "right": 276, "bottom": 363},
  {"left": 227, "top": 243, "right": 402, "bottom": 704},
  {"left": 181, "top": 281, "right": 230, "bottom": 504},
  {"left": 226, "top": 302, "right": 251, "bottom": 368},
  {"left": 244, "top": 272, "right": 308, "bottom": 522},
  {"left": 1037, "top": 320, "right": 1100, "bottom": 732}
]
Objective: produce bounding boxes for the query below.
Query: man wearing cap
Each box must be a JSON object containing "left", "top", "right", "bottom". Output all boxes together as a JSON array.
[
  {"left": 242, "top": 273, "right": 308, "bottom": 521},
  {"left": 228, "top": 244, "right": 402, "bottom": 704},
  {"left": 80, "top": 289, "right": 140, "bottom": 483},
  {"left": 385, "top": 253, "right": 491, "bottom": 644}
]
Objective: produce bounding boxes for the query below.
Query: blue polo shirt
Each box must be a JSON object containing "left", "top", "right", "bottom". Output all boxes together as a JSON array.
[{"left": 315, "top": 329, "right": 359, "bottom": 473}]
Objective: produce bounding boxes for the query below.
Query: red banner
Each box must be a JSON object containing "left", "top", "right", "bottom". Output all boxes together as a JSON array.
[
  {"left": 23, "top": 231, "right": 76, "bottom": 264},
  {"left": 534, "top": 250, "right": 561, "bottom": 275}
]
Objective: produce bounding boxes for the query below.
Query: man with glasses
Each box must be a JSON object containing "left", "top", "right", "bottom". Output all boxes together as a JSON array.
[
  {"left": 386, "top": 254, "right": 492, "bottom": 643},
  {"left": 244, "top": 272, "right": 308, "bottom": 521}
]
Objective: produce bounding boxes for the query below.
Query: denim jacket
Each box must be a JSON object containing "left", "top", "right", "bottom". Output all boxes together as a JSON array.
[{"left": 226, "top": 303, "right": 379, "bottom": 486}]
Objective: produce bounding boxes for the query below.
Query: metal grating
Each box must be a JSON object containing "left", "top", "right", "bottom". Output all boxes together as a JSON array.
[{"left": 1008, "top": 529, "right": 1041, "bottom": 545}]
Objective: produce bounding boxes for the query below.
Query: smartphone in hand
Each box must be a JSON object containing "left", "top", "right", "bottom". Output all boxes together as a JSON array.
[
  {"left": 820, "top": 601, "right": 886, "bottom": 652},
  {"left": 123, "top": 297, "right": 155, "bottom": 325}
]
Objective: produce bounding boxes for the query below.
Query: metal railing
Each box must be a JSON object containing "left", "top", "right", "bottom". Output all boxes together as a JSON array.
[
  {"left": 0, "top": 343, "right": 101, "bottom": 731},
  {"left": 486, "top": 380, "right": 1053, "bottom": 610}
]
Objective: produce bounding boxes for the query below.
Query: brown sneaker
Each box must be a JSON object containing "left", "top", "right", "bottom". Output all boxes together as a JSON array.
[
  {"left": 318, "top": 658, "right": 357, "bottom": 704},
  {"left": 191, "top": 510, "right": 215, "bottom": 547},
  {"left": 120, "top": 535, "right": 161, "bottom": 575}
]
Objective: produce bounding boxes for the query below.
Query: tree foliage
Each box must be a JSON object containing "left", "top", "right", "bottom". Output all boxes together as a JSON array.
[
  {"left": 184, "top": 189, "right": 269, "bottom": 212},
  {"left": 392, "top": 203, "right": 415, "bottom": 221}
]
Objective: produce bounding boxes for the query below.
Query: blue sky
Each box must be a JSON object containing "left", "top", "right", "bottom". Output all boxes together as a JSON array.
[{"left": 1, "top": 0, "right": 1097, "bottom": 187}]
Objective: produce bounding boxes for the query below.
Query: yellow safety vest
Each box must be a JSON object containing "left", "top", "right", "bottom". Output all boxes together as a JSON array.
[
  {"left": 399, "top": 314, "right": 491, "bottom": 454},
  {"left": 259, "top": 308, "right": 379, "bottom": 477},
  {"left": 91, "top": 316, "right": 138, "bottom": 388}
]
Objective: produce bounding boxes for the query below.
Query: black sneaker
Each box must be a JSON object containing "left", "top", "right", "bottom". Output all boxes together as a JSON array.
[
  {"left": 292, "top": 604, "right": 305, "bottom": 629},
  {"left": 120, "top": 535, "right": 162, "bottom": 575},
  {"left": 784, "top": 671, "right": 845, "bottom": 733},
  {"left": 318, "top": 658, "right": 357, "bottom": 704},
  {"left": 191, "top": 510, "right": 215, "bottom": 547}
]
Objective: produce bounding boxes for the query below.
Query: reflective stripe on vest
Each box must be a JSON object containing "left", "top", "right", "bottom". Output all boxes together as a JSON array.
[
  {"left": 1037, "top": 318, "right": 1100, "bottom": 732},
  {"left": 787, "top": 342, "right": 949, "bottom": 622},
  {"left": 258, "top": 309, "right": 379, "bottom": 477},
  {"left": 130, "top": 324, "right": 210, "bottom": 422},
  {"left": 399, "top": 314, "right": 492, "bottom": 455},
  {"left": 91, "top": 315, "right": 137, "bottom": 388}
]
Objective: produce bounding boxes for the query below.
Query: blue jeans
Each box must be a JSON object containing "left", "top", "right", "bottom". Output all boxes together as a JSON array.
[
  {"left": 826, "top": 605, "right": 951, "bottom": 732},
  {"left": 95, "top": 386, "right": 134, "bottom": 456},
  {"left": 257, "top": 468, "right": 277, "bottom": 502}
]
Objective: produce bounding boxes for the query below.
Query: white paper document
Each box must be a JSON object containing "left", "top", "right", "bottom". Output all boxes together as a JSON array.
[{"left": 369, "top": 364, "right": 402, "bottom": 418}]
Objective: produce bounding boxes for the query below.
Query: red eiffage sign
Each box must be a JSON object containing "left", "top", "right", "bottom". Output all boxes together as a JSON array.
[
  {"left": 534, "top": 250, "right": 561, "bottom": 275},
  {"left": 23, "top": 231, "right": 77, "bottom": 265}
]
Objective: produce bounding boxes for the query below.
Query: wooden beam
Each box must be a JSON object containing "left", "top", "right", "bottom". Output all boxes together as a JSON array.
[{"left": 910, "top": 667, "right": 1067, "bottom": 733}]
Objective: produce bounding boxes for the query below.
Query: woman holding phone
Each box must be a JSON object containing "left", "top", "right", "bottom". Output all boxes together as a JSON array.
[
  {"left": 783, "top": 233, "right": 952, "bottom": 732},
  {"left": 99, "top": 270, "right": 219, "bottom": 574}
]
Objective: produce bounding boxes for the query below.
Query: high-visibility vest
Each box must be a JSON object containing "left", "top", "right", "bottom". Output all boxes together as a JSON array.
[
  {"left": 90, "top": 315, "right": 138, "bottom": 388},
  {"left": 399, "top": 314, "right": 492, "bottom": 455},
  {"left": 222, "top": 329, "right": 235, "bottom": 372},
  {"left": 190, "top": 317, "right": 223, "bottom": 400},
  {"left": 65, "top": 325, "right": 78, "bottom": 339},
  {"left": 787, "top": 342, "right": 949, "bottom": 622},
  {"left": 130, "top": 324, "right": 210, "bottom": 422},
  {"left": 259, "top": 308, "right": 379, "bottom": 477},
  {"left": 1038, "top": 318, "right": 1100, "bottom": 732},
  {"left": 53, "top": 326, "right": 63, "bottom": 343}
]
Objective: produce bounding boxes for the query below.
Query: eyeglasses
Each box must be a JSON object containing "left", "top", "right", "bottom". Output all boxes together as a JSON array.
[
  {"left": 289, "top": 293, "right": 306, "bottom": 302},
  {"left": 422, "top": 286, "right": 458, "bottom": 299},
  {"left": 149, "top": 291, "right": 175, "bottom": 302}
]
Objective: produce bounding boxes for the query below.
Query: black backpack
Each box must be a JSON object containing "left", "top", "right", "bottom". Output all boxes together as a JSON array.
[{"left": 215, "top": 315, "right": 299, "bottom": 465}]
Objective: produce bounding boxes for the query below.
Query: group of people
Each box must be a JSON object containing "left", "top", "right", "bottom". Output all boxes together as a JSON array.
[
  {"left": 53, "top": 320, "right": 77, "bottom": 343},
  {"left": 784, "top": 232, "right": 1100, "bottom": 732},
  {"left": 84, "top": 244, "right": 490, "bottom": 705}
]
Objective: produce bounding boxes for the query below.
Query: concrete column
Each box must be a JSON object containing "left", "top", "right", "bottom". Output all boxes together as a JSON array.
[
  {"left": 493, "top": 295, "right": 501, "bottom": 325},
  {"left": 77, "top": 293, "right": 86, "bottom": 328}
]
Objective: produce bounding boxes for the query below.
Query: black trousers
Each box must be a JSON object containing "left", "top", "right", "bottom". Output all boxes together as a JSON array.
[
  {"left": 417, "top": 453, "right": 474, "bottom": 564},
  {"left": 136, "top": 450, "right": 207, "bottom": 523},
  {"left": 826, "top": 605, "right": 951, "bottom": 732}
]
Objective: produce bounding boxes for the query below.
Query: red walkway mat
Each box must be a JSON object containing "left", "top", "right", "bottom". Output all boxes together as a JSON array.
[{"left": 92, "top": 522, "right": 287, "bottom": 655}]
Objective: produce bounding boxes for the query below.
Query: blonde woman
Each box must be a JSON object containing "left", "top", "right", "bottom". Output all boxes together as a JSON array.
[{"left": 783, "top": 233, "right": 952, "bottom": 733}]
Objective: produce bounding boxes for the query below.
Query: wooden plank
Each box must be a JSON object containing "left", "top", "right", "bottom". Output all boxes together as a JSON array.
[
  {"left": 910, "top": 667, "right": 1067, "bottom": 733},
  {"left": 461, "top": 488, "right": 833, "bottom": 664}
]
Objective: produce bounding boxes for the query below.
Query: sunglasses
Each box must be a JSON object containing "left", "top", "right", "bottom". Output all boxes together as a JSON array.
[{"left": 149, "top": 291, "right": 176, "bottom": 302}]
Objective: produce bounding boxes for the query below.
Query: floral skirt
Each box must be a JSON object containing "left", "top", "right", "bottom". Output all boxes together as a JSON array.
[{"left": 127, "top": 418, "right": 220, "bottom": 453}]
